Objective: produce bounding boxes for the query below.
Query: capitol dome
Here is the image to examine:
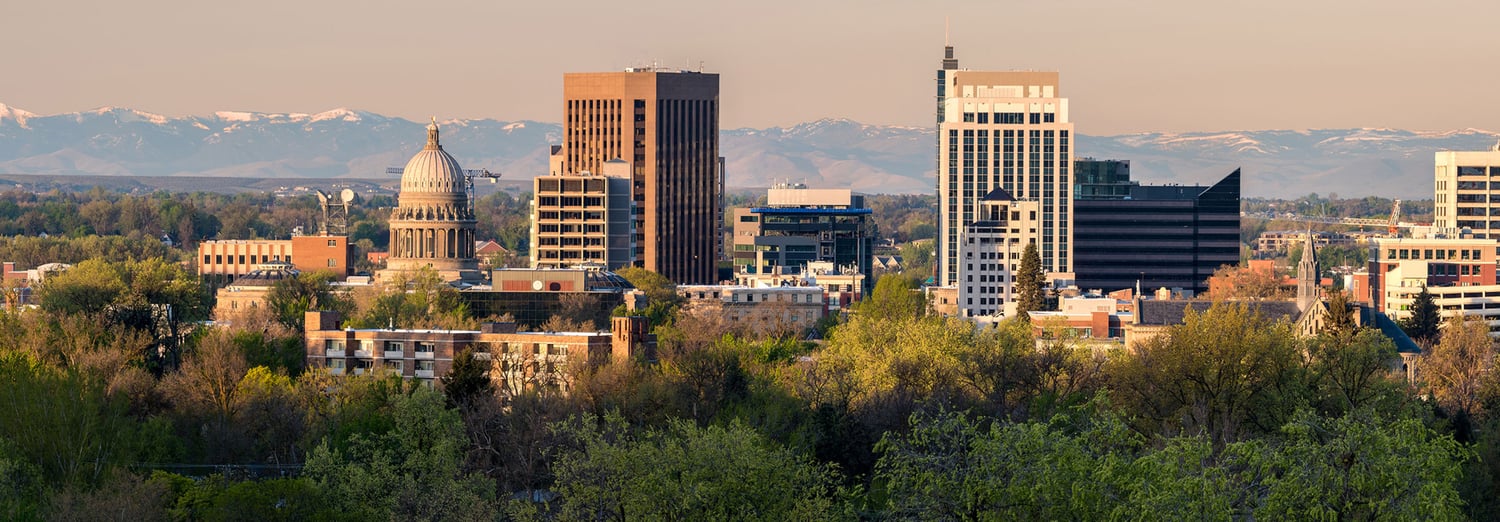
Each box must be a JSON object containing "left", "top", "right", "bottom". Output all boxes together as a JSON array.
[{"left": 400, "top": 120, "right": 466, "bottom": 194}]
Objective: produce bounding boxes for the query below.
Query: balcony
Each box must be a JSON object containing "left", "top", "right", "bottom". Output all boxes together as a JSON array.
[
  {"left": 328, "top": 368, "right": 345, "bottom": 376},
  {"left": 324, "top": 349, "right": 344, "bottom": 357},
  {"left": 415, "top": 369, "right": 435, "bottom": 378},
  {"left": 384, "top": 350, "right": 405, "bottom": 359},
  {"left": 415, "top": 351, "right": 435, "bottom": 360},
  {"left": 353, "top": 350, "right": 372, "bottom": 358}
]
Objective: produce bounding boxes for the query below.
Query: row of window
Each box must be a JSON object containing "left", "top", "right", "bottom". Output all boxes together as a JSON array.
[
  {"left": 961, "top": 112, "right": 1057, "bottom": 124},
  {"left": 1385, "top": 248, "right": 1490, "bottom": 261}
]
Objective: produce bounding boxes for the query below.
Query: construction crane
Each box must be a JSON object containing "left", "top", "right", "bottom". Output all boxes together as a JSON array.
[
  {"left": 1242, "top": 199, "right": 1418, "bottom": 235},
  {"left": 1387, "top": 199, "right": 1401, "bottom": 236},
  {"left": 385, "top": 167, "right": 502, "bottom": 213}
]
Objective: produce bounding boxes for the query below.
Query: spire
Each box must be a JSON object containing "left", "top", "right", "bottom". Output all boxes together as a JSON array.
[
  {"left": 425, "top": 117, "right": 441, "bottom": 150},
  {"left": 1297, "top": 229, "right": 1320, "bottom": 311}
]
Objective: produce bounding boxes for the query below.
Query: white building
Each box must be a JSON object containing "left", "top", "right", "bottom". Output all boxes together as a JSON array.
[
  {"left": 937, "top": 46, "right": 1073, "bottom": 286},
  {"left": 1434, "top": 142, "right": 1500, "bottom": 239},
  {"left": 958, "top": 189, "right": 1040, "bottom": 320}
]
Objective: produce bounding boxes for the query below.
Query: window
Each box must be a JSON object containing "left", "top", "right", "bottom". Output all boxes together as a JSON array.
[
  {"left": 327, "top": 258, "right": 337, "bottom": 267},
  {"left": 327, "top": 239, "right": 337, "bottom": 247},
  {"left": 203, "top": 255, "right": 210, "bottom": 264},
  {"left": 416, "top": 342, "right": 435, "bottom": 354},
  {"left": 384, "top": 341, "right": 403, "bottom": 352}
]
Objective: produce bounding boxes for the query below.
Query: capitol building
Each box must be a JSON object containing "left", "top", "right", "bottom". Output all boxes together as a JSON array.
[{"left": 378, "top": 121, "right": 483, "bottom": 284}]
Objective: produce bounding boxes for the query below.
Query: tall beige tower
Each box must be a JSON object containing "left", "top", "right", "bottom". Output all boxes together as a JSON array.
[
  {"left": 937, "top": 63, "right": 1073, "bottom": 286},
  {"left": 380, "top": 121, "right": 482, "bottom": 283},
  {"left": 1435, "top": 142, "right": 1500, "bottom": 238},
  {"left": 560, "top": 69, "right": 721, "bottom": 284}
]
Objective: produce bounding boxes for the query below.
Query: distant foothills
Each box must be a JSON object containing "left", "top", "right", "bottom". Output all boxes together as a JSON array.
[{"left": 1, "top": 102, "right": 1497, "bottom": 199}]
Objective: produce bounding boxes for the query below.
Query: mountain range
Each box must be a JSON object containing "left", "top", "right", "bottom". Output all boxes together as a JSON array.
[{"left": 2, "top": 102, "right": 1496, "bottom": 199}]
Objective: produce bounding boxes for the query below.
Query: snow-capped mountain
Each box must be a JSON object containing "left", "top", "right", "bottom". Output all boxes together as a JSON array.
[{"left": 0, "top": 102, "right": 1494, "bottom": 198}]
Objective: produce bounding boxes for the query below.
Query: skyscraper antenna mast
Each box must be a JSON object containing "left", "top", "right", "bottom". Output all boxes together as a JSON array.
[{"left": 944, "top": 16, "right": 950, "bottom": 46}]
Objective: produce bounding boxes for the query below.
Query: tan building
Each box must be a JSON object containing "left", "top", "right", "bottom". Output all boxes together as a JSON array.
[
  {"left": 677, "top": 285, "right": 826, "bottom": 335},
  {"left": 305, "top": 311, "right": 653, "bottom": 394},
  {"left": 213, "top": 263, "right": 298, "bottom": 323},
  {"left": 198, "top": 235, "right": 350, "bottom": 285},
  {"left": 937, "top": 45, "right": 1074, "bottom": 286},
  {"left": 531, "top": 157, "right": 635, "bottom": 269},
  {"left": 1434, "top": 143, "right": 1500, "bottom": 238},
  {"left": 560, "top": 69, "right": 721, "bottom": 284},
  {"left": 380, "top": 121, "right": 483, "bottom": 284}
]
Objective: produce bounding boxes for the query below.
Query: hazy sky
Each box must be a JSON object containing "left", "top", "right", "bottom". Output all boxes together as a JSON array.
[{"left": 3, "top": 0, "right": 1497, "bottom": 135}]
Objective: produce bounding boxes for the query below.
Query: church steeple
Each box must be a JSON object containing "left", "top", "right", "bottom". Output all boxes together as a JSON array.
[{"left": 1297, "top": 230, "right": 1320, "bottom": 311}]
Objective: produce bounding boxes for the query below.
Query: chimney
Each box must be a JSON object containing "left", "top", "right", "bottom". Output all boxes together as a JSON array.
[{"left": 305, "top": 310, "right": 341, "bottom": 331}]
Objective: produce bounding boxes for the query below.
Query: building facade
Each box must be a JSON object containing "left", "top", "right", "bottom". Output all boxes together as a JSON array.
[
  {"left": 1352, "top": 235, "right": 1500, "bottom": 335},
  {"left": 305, "top": 311, "right": 652, "bottom": 394},
  {"left": 213, "top": 263, "right": 298, "bottom": 323},
  {"left": 461, "top": 268, "right": 634, "bottom": 328},
  {"left": 531, "top": 158, "right": 635, "bottom": 269},
  {"left": 733, "top": 261, "right": 866, "bottom": 312},
  {"left": 198, "top": 235, "right": 351, "bottom": 285},
  {"left": 937, "top": 56, "right": 1073, "bottom": 286},
  {"left": 957, "top": 188, "right": 1040, "bottom": 319},
  {"left": 1073, "top": 159, "right": 1136, "bottom": 200},
  {"left": 1434, "top": 144, "right": 1500, "bottom": 238},
  {"left": 380, "top": 122, "right": 482, "bottom": 284},
  {"left": 560, "top": 69, "right": 721, "bottom": 284},
  {"left": 677, "top": 285, "right": 826, "bottom": 335},
  {"left": 731, "top": 184, "right": 873, "bottom": 292},
  {"left": 1072, "top": 169, "right": 1241, "bottom": 295}
]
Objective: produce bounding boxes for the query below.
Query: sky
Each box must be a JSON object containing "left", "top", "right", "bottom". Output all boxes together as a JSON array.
[{"left": 3, "top": 0, "right": 1497, "bottom": 135}]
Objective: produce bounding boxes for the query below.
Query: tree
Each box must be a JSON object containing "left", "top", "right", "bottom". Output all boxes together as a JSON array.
[
  {"left": 267, "top": 270, "right": 353, "bottom": 331},
  {"left": 1401, "top": 284, "right": 1441, "bottom": 344},
  {"left": 547, "top": 413, "right": 849, "bottom": 521},
  {"left": 1206, "top": 263, "right": 1287, "bottom": 301},
  {"left": 855, "top": 274, "right": 926, "bottom": 321},
  {"left": 1320, "top": 288, "right": 1356, "bottom": 335},
  {"left": 441, "top": 348, "right": 493, "bottom": 408},
  {"left": 1015, "top": 242, "right": 1045, "bottom": 320},
  {"left": 1108, "top": 302, "right": 1306, "bottom": 443},
  {"left": 1422, "top": 315, "right": 1497, "bottom": 419},
  {"left": 304, "top": 387, "right": 496, "bottom": 521},
  {"left": 1307, "top": 328, "right": 1401, "bottom": 415},
  {"left": 1239, "top": 409, "right": 1471, "bottom": 520}
]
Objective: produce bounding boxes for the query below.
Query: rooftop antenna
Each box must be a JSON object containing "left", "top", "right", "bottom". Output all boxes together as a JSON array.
[{"left": 945, "top": 16, "right": 950, "bottom": 46}]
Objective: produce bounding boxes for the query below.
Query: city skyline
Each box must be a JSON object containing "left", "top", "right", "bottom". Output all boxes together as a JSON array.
[{"left": 4, "top": 0, "right": 1498, "bottom": 135}]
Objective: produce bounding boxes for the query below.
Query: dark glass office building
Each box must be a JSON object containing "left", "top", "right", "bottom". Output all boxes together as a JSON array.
[{"left": 1072, "top": 168, "right": 1241, "bottom": 295}]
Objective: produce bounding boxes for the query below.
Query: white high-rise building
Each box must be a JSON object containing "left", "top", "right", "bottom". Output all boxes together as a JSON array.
[
  {"left": 958, "top": 189, "right": 1040, "bottom": 320},
  {"left": 1434, "top": 142, "right": 1500, "bottom": 238},
  {"left": 937, "top": 49, "right": 1073, "bottom": 286}
]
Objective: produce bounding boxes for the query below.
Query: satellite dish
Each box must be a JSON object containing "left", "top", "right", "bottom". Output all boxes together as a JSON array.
[{"left": 340, "top": 188, "right": 356, "bottom": 203}]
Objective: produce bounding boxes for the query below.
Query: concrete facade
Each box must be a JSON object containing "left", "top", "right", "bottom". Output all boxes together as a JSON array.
[
  {"left": 958, "top": 189, "right": 1040, "bottom": 320},
  {"left": 1355, "top": 235, "right": 1500, "bottom": 335},
  {"left": 1434, "top": 145, "right": 1500, "bottom": 238},
  {"left": 198, "top": 235, "right": 350, "bottom": 284},
  {"left": 937, "top": 55, "right": 1074, "bottom": 286},
  {"left": 304, "top": 311, "right": 653, "bottom": 395},
  {"left": 561, "top": 69, "right": 721, "bottom": 284},
  {"left": 531, "top": 158, "right": 635, "bottom": 270}
]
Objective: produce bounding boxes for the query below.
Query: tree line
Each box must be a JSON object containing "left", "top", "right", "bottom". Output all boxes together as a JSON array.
[{"left": 5, "top": 259, "right": 1500, "bottom": 520}]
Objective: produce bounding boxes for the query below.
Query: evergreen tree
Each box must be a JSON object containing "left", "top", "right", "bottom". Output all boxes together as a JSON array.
[
  {"left": 440, "top": 348, "right": 492, "bottom": 408},
  {"left": 1322, "top": 288, "right": 1357, "bottom": 335},
  {"left": 1015, "top": 242, "right": 1045, "bottom": 321},
  {"left": 1401, "top": 285, "right": 1440, "bottom": 344}
]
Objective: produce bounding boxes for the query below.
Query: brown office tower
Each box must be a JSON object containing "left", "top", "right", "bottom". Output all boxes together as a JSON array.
[{"left": 561, "top": 69, "right": 721, "bottom": 284}]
